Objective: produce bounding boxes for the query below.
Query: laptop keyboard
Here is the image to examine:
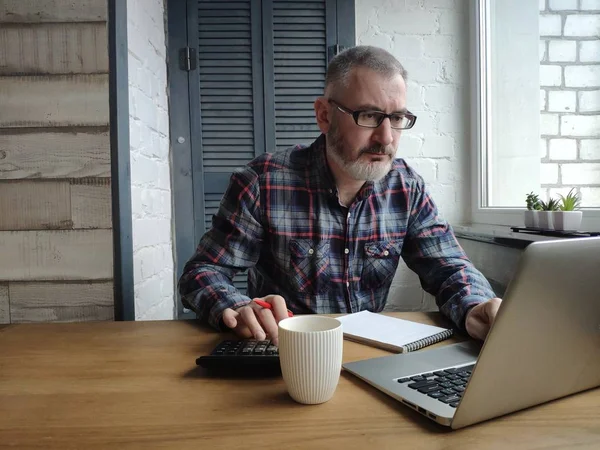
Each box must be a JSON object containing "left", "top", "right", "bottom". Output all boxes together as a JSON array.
[{"left": 396, "top": 364, "right": 475, "bottom": 408}]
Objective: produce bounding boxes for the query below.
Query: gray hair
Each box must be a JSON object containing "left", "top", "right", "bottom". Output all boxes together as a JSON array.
[{"left": 324, "top": 45, "right": 408, "bottom": 97}]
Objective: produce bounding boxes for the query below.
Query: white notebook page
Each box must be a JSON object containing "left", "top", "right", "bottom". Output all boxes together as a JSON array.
[{"left": 337, "top": 310, "right": 450, "bottom": 351}]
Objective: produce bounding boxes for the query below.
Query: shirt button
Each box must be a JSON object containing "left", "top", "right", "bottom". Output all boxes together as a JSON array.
[
  {"left": 383, "top": 250, "right": 389, "bottom": 256},
  {"left": 344, "top": 248, "right": 349, "bottom": 254},
  {"left": 308, "top": 249, "right": 314, "bottom": 255},
  {"left": 347, "top": 212, "right": 351, "bottom": 218},
  {"left": 346, "top": 282, "right": 350, "bottom": 288}
]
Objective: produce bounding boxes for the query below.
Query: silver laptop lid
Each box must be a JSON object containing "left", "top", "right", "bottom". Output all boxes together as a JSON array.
[{"left": 452, "top": 237, "right": 600, "bottom": 429}]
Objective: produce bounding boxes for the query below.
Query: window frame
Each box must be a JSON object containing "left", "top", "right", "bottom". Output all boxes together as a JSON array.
[{"left": 470, "top": 0, "right": 600, "bottom": 231}]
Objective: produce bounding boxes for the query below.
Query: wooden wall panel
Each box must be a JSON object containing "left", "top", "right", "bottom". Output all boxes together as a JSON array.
[
  {"left": 71, "top": 179, "right": 112, "bottom": 229},
  {"left": 0, "top": 0, "right": 107, "bottom": 23},
  {"left": 0, "top": 230, "right": 113, "bottom": 281},
  {"left": 0, "top": 74, "right": 109, "bottom": 128},
  {"left": 0, "top": 23, "right": 108, "bottom": 75},
  {"left": 0, "top": 180, "right": 72, "bottom": 230},
  {"left": 9, "top": 281, "right": 114, "bottom": 323},
  {"left": 0, "top": 128, "right": 110, "bottom": 179},
  {"left": 0, "top": 284, "right": 8, "bottom": 324},
  {"left": 0, "top": 1, "right": 114, "bottom": 324}
]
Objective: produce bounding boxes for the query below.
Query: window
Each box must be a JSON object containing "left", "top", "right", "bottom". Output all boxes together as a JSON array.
[{"left": 472, "top": 0, "right": 600, "bottom": 230}]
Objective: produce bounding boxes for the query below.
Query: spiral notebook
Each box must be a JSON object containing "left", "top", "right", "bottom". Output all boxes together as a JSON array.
[{"left": 337, "top": 311, "right": 453, "bottom": 353}]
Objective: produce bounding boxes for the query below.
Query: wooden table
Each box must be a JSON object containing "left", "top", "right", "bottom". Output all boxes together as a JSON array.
[{"left": 1, "top": 313, "right": 599, "bottom": 449}]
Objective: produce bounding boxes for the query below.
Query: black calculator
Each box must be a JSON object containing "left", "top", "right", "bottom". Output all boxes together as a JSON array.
[{"left": 196, "top": 339, "right": 281, "bottom": 373}]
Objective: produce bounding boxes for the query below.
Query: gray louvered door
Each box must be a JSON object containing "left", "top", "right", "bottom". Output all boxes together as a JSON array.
[
  {"left": 193, "top": 0, "right": 349, "bottom": 294},
  {"left": 197, "top": 0, "right": 266, "bottom": 294},
  {"left": 269, "top": 0, "right": 328, "bottom": 151}
]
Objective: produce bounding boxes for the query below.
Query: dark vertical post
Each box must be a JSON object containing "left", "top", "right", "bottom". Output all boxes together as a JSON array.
[{"left": 108, "top": 0, "right": 135, "bottom": 321}]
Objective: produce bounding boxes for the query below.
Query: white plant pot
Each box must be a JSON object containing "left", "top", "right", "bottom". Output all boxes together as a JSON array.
[
  {"left": 537, "top": 211, "right": 553, "bottom": 230},
  {"left": 523, "top": 210, "right": 539, "bottom": 228},
  {"left": 552, "top": 211, "right": 582, "bottom": 232}
]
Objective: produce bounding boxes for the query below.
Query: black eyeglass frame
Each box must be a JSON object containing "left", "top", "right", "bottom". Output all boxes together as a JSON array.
[{"left": 328, "top": 99, "right": 417, "bottom": 130}]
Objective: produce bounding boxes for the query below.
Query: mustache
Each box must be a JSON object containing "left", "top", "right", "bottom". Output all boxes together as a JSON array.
[{"left": 359, "top": 145, "right": 394, "bottom": 157}]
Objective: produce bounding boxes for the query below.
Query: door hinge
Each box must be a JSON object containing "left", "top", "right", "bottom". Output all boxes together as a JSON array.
[
  {"left": 328, "top": 44, "right": 346, "bottom": 61},
  {"left": 179, "top": 47, "right": 197, "bottom": 71}
]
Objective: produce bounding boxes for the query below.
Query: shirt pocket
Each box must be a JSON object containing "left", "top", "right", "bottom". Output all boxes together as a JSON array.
[
  {"left": 361, "top": 240, "right": 403, "bottom": 289},
  {"left": 289, "top": 239, "right": 331, "bottom": 295}
]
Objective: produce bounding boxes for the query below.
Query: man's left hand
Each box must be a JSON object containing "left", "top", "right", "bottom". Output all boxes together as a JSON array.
[{"left": 465, "top": 298, "right": 502, "bottom": 340}]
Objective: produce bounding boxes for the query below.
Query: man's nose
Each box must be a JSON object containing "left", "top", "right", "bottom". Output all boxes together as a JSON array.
[{"left": 371, "top": 117, "right": 394, "bottom": 147}]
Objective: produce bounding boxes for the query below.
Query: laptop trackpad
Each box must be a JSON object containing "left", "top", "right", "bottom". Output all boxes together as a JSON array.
[
  {"left": 411, "top": 340, "right": 482, "bottom": 371},
  {"left": 343, "top": 340, "right": 482, "bottom": 378}
]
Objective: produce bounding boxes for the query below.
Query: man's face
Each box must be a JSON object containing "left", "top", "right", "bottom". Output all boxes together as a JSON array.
[{"left": 325, "top": 67, "right": 407, "bottom": 182}]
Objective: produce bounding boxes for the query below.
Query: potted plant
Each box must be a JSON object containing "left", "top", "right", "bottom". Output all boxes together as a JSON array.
[
  {"left": 538, "top": 197, "right": 560, "bottom": 230},
  {"left": 553, "top": 188, "right": 583, "bottom": 231},
  {"left": 524, "top": 192, "right": 542, "bottom": 228}
]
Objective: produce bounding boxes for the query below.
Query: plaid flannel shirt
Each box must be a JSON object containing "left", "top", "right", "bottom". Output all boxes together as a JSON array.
[{"left": 178, "top": 134, "right": 496, "bottom": 332}]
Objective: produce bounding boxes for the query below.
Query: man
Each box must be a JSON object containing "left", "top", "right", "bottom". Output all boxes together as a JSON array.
[{"left": 178, "top": 45, "right": 501, "bottom": 345}]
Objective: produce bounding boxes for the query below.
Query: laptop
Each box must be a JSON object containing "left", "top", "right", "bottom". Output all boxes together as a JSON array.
[{"left": 343, "top": 237, "right": 600, "bottom": 429}]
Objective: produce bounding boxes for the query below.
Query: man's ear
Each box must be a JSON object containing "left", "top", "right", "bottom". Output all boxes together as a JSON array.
[{"left": 314, "top": 96, "right": 331, "bottom": 134}]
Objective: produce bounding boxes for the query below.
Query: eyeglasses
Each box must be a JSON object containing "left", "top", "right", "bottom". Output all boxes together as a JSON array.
[{"left": 328, "top": 99, "right": 417, "bottom": 130}]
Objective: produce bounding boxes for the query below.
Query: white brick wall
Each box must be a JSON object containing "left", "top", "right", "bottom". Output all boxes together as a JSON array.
[
  {"left": 561, "top": 115, "right": 600, "bottom": 136},
  {"left": 581, "top": 139, "right": 600, "bottom": 159},
  {"left": 356, "top": 0, "right": 469, "bottom": 312},
  {"left": 540, "top": 4, "right": 600, "bottom": 205},
  {"left": 579, "top": 89, "right": 600, "bottom": 112},
  {"left": 580, "top": 187, "right": 600, "bottom": 206},
  {"left": 581, "top": 0, "right": 600, "bottom": 10},
  {"left": 541, "top": 163, "right": 559, "bottom": 183},
  {"left": 540, "top": 65, "right": 562, "bottom": 86},
  {"left": 540, "top": 14, "right": 563, "bottom": 35},
  {"left": 562, "top": 163, "right": 600, "bottom": 183},
  {"left": 549, "top": 0, "right": 578, "bottom": 10},
  {"left": 548, "top": 40, "right": 576, "bottom": 61},
  {"left": 541, "top": 138, "right": 548, "bottom": 157},
  {"left": 564, "top": 14, "right": 600, "bottom": 36},
  {"left": 541, "top": 113, "right": 560, "bottom": 134},
  {"left": 549, "top": 138, "right": 577, "bottom": 159},
  {"left": 580, "top": 40, "right": 600, "bottom": 61},
  {"left": 565, "top": 65, "right": 600, "bottom": 87},
  {"left": 127, "top": 0, "right": 175, "bottom": 320},
  {"left": 548, "top": 90, "right": 576, "bottom": 111}
]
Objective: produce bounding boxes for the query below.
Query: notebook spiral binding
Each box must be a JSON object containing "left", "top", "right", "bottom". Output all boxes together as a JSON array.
[{"left": 404, "top": 329, "right": 454, "bottom": 352}]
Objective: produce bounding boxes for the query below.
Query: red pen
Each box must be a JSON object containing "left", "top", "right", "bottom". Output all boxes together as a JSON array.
[{"left": 253, "top": 299, "right": 294, "bottom": 317}]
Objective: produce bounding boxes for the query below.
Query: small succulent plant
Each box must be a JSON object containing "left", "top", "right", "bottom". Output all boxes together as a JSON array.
[
  {"left": 539, "top": 197, "right": 560, "bottom": 211},
  {"left": 525, "top": 192, "right": 542, "bottom": 211},
  {"left": 558, "top": 188, "right": 582, "bottom": 212}
]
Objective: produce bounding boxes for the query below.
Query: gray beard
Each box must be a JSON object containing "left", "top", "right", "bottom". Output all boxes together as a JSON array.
[{"left": 326, "top": 125, "right": 394, "bottom": 182}]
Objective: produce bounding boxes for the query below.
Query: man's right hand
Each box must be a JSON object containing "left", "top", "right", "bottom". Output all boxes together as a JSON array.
[{"left": 221, "top": 295, "right": 290, "bottom": 345}]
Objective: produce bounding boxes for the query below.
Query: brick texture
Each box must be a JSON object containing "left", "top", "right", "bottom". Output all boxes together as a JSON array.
[
  {"left": 540, "top": 3, "right": 600, "bottom": 205},
  {"left": 127, "top": 0, "right": 175, "bottom": 320}
]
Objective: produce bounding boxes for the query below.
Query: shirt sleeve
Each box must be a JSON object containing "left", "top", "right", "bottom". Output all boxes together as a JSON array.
[
  {"left": 400, "top": 179, "right": 497, "bottom": 332},
  {"left": 177, "top": 166, "right": 264, "bottom": 330}
]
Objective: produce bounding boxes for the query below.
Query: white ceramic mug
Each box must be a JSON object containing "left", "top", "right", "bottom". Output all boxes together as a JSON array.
[{"left": 278, "top": 316, "right": 343, "bottom": 405}]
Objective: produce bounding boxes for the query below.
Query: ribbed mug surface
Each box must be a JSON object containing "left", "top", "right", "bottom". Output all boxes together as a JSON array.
[{"left": 278, "top": 316, "right": 343, "bottom": 405}]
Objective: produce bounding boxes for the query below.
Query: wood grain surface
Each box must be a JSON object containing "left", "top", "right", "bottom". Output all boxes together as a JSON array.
[{"left": 0, "top": 313, "right": 598, "bottom": 449}]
